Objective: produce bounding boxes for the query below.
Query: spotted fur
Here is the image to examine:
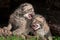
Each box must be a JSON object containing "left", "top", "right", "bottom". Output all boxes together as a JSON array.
[
  {"left": 8, "top": 3, "right": 35, "bottom": 39},
  {"left": 31, "top": 14, "right": 53, "bottom": 40},
  {"left": 0, "top": 28, "right": 12, "bottom": 36}
]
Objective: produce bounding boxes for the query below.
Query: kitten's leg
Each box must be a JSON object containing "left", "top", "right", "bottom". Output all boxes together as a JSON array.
[{"left": 45, "top": 31, "right": 53, "bottom": 40}]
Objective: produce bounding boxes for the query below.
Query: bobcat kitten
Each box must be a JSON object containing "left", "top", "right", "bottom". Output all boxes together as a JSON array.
[
  {"left": 31, "top": 14, "right": 53, "bottom": 40},
  {"left": 9, "top": 3, "right": 35, "bottom": 39}
]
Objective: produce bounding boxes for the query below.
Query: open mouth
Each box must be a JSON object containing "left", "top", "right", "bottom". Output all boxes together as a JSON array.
[
  {"left": 28, "top": 14, "right": 33, "bottom": 19},
  {"left": 32, "top": 24, "right": 41, "bottom": 30},
  {"left": 24, "top": 13, "right": 33, "bottom": 19}
]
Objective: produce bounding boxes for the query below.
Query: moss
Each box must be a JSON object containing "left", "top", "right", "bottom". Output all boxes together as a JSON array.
[{"left": 0, "top": 36, "right": 59, "bottom": 40}]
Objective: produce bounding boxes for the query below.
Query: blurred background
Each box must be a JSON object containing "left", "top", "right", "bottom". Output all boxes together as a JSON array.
[{"left": 0, "top": 0, "right": 60, "bottom": 36}]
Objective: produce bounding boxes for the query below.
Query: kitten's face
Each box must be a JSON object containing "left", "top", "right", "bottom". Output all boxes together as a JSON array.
[
  {"left": 31, "top": 16, "right": 44, "bottom": 30},
  {"left": 21, "top": 4, "right": 35, "bottom": 19}
]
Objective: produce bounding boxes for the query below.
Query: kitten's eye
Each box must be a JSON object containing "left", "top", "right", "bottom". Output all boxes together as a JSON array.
[{"left": 40, "top": 24, "right": 43, "bottom": 29}]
